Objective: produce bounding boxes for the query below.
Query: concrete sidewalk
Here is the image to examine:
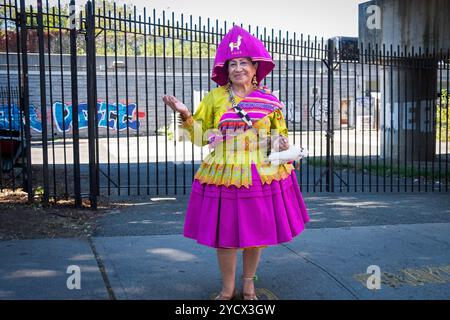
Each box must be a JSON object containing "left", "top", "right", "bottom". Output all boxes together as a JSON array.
[
  {"left": 94, "top": 223, "right": 450, "bottom": 300},
  {"left": 1, "top": 193, "right": 450, "bottom": 300}
]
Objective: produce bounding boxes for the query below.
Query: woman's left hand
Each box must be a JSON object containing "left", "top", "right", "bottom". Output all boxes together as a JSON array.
[{"left": 272, "top": 136, "right": 289, "bottom": 152}]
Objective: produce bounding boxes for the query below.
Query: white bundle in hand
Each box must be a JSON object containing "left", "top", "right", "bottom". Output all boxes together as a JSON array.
[{"left": 268, "top": 145, "right": 309, "bottom": 166}]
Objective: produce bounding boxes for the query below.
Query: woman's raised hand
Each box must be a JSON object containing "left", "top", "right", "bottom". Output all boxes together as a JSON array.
[{"left": 162, "top": 95, "right": 190, "bottom": 117}]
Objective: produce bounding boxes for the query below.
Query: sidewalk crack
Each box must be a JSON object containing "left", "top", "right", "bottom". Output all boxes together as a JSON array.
[
  {"left": 282, "top": 244, "right": 360, "bottom": 300},
  {"left": 88, "top": 237, "right": 117, "bottom": 300}
]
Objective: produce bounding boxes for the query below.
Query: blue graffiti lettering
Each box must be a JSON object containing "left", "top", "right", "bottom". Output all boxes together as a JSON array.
[
  {"left": 53, "top": 101, "right": 143, "bottom": 133},
  {"left": 0, "top": 102, "right": 145, "bottom": 133},
  {"left": 0, "top": 104, "right": 42, "bottom": 133},
  {"left": 0, "top": 104, "right": 22, "bottom": 131}
]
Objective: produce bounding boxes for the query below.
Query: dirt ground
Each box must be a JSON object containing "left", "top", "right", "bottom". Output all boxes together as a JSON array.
[{"left": 0, "top": 189, "right": 114, "bottom": 241}]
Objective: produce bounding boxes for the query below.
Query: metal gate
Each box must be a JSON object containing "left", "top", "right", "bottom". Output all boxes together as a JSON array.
[{"left": 1, "top": 0, "right": 449, "bottom": 209}]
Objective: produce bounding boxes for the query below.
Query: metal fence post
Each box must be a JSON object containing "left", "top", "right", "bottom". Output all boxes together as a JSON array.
[
  {"left": 314, "top": 38, "right": 341, "bottom": 192},
  {"left": 86, "top": 0, "right": 98, "bottom": 209},
  {"left": 326, "top": 38, "right": 335, "bottom": 192},
  {"left": 70, "top": 0, "right": 82, "bottom": 208},
  {"left": 19, "top": 0, "right": 33, "bottom": 202},
  {"left": 36, "top": 0, "right": 49, "bottom": 204}
]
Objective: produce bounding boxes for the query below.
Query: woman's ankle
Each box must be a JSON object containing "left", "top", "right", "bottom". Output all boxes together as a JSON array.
[{"left": 222, "top": 284, "right": 235, "bottom": 293}]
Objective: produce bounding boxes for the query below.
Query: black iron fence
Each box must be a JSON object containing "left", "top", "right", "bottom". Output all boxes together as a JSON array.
[{"left": 0, "top": 0, "right": 449, "bottom": 209}]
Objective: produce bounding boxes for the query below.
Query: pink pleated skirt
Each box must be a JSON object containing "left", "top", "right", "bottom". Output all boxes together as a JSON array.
[{"left": 183, "top": 162, "right": 310, "bottom": 249}]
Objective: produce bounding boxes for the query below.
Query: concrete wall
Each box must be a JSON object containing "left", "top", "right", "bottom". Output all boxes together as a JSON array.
[{"left": 359, "top": 0, "right": 450, "bottom": 51}]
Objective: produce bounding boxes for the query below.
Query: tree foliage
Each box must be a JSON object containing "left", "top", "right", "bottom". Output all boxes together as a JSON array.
[{"left": 1, "top": 0, "right": 217, "bottom": 57}]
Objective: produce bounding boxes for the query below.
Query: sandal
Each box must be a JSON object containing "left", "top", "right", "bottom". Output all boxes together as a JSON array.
[
  {"left": 242, "top": 275, "right": 259, "bottom": 300},
  {"left": 214, "top": 288, "right": 238, "bottom": 300}
]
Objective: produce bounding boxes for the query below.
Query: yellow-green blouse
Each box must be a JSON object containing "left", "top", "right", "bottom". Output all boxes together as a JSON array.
[{"left": 180, "top": 85, "right": 295, "bottom": 188}]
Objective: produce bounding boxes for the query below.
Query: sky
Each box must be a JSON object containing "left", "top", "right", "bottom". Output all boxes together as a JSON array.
[
  {"left": 130, "top": 0, "right": 364, "bottom": 39},
  {"left": 43, "top": 0, "right": 368, "bottom": 39}
]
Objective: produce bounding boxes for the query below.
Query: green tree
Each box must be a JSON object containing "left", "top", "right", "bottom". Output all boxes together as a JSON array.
[
  {"left": 1, "top": 0, "right": 218, "bottom": 57},
  {"left": 92, "top": 0, "right": 217, "bottom": 57}
]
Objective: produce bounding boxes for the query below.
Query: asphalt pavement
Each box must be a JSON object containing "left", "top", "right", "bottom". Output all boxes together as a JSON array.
[{"left": 1, "top": 192, "right": 449, "bottom": 300}]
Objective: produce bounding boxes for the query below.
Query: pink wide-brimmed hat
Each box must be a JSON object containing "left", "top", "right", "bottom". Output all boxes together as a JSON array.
[{"left": 212, "top": 25, "right": 275, "bottom": 86}]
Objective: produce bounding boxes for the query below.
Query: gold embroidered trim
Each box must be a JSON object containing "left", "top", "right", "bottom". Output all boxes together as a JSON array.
[{"left": 193, "top": 162, "right": 295, "bottom": 188}]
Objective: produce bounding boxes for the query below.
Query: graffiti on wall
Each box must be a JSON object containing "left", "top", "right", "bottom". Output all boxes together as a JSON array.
[
  {"left": 53, "top": 101, "right": 146, "bottom": 133},
  {"left": 0, "top": 101, "right": 146, "bottom": 133},
  {"left": 0, "top": 104, "right": 22, "bottom": 131}
]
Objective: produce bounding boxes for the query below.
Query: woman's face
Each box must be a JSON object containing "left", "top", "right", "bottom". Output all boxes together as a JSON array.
[{"left": 227, "top": 58, "right": 258, "bottom": 86}]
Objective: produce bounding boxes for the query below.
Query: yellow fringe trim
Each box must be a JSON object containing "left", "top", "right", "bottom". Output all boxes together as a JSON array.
[
  {"left": 258, "top": 163, "right": 295, "bottom": 185},
  {"left": 194, "top": 161, "right": 295, "bottom": 188}
]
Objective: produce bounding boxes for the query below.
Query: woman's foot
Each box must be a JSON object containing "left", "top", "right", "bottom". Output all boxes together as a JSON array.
[
  {"left": 214, "top": 288, "right": 237, "bottom": 300},
  {"left": 242, "top": 276, "right": 258, "bottom": 300}
]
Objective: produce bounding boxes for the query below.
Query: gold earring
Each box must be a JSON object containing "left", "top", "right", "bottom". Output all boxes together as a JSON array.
[{"left": 252, "top": 75, "right": 258, "bottom": 88}]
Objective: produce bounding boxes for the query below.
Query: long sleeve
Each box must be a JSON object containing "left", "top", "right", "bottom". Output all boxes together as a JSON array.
[
  {"left": 179, "top": 92, "right": 215, "bottom": 147},
  {"left": 191, "top": 87, "right": 296, "bottom": 188},
  {"left": 269, "top": 108, "right": 288, "bottom": 138}
]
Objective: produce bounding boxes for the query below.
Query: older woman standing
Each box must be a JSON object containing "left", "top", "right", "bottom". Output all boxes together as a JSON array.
[{"left": 162, "top": 26, "right": 310, "bottom": 300}]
